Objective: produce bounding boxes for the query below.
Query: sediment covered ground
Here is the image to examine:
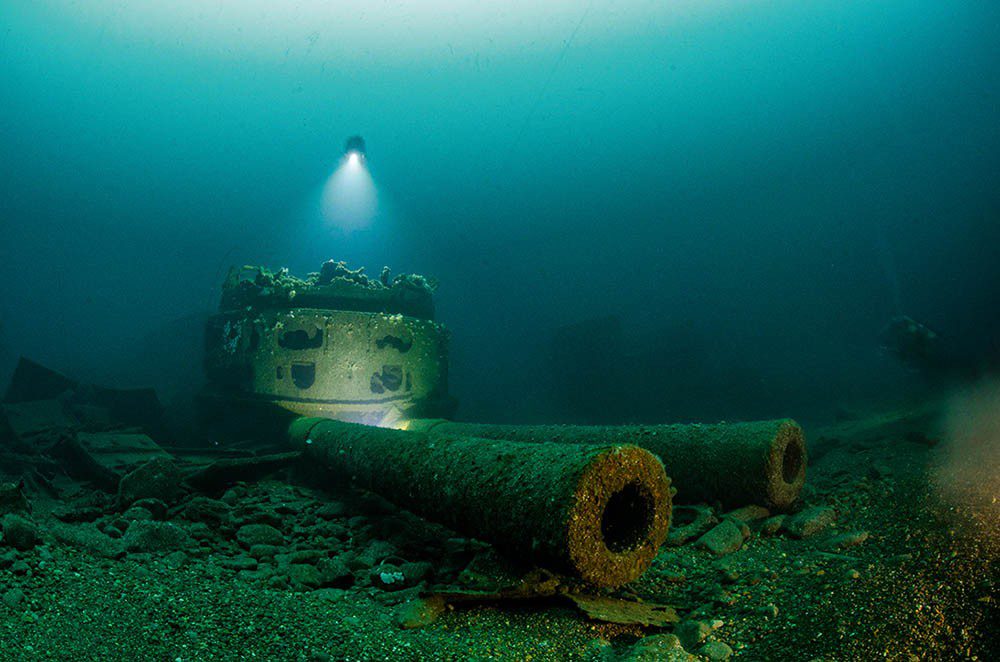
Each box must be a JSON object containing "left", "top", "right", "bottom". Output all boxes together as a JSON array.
[{"left": 1, "top": 399, "right": 996, "bottom": 660}]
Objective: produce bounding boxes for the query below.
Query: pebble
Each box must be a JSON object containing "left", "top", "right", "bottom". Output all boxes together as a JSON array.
[
  {"left": 2, "top": 588, "right": 26, "bottom": 610},
  {"left": 757, "top": 515, "right": 786, "bottom": 536},
  {"left": 824, "top": 531, "right": 869, "bottom": 550},
  {"left": 122, "top": 521, "right": 194, "bottom": 553},
  {"left": 725, "top": 505, "right": 770, "bottom": 523},
  {"left": 782, "top": 506, "right": 836, "bottom": 538},
  {"left": 666, "top": 505, "right": 717, "bottom": 547},
  {"left": 697, "top": 520, "right": 745, "bottom": 556},
  {"left": 675, "top": 619, "right": 713, "bottom": 648},
  {"left": 623, "top": 634, "right": 691, "bottom": 661},
  {"left": 317, "top": 557, "right": 354, "bottom": 588},
  {"left": 285, "top": 563, "right": 322, "bottom": 590},
  {"left": 1, "top": 514, "right": 39, "bottom": 551},
  {"left": 699, "top": 640, "right": 734, "bottom": 661},
  {"left": 393, "top": 595, "right": 446, "bottom": 629},
  {"left": 236, "top": 524, "right": 285, "bottom": 548},
  {"left": 117, "top": 457, "right": 183, "bottom": 508}
]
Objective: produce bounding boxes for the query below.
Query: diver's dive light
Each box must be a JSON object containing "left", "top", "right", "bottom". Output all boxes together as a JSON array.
[{"left": 344, "top": 135, "right": 366, "bottom": 164}]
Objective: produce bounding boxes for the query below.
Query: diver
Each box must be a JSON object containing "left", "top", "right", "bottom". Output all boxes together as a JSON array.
[{"left": 880, "top": 316, "right": 976, "bottom": 382}]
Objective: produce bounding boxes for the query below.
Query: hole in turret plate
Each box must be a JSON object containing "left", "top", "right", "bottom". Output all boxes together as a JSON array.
[
  {"left": 291, "top": 363, "right": 315, "bottom": 389},
  {"left": 601, "top": 482, "right": 655, "bottom": 553},
  {"left": 376, "top": 335, "right": 413, "bottom": 353},
  {"left": 279, "top": 328, "right": 323, "bottom": 350},
  {"left": 370, "top": 365, "right": 403, "bottom": 393}
]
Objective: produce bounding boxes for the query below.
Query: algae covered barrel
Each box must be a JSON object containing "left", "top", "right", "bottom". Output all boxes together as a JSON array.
[
  {"left": 407, "top": 419, "right": 807, "bottom": 510},
  {"left": 289, "top": 417, "right": 673, "bottom": 587}
]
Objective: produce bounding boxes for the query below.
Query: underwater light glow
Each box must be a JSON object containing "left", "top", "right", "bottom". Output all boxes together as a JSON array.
[{"left": 321, "top": 138, "right": 376, "bottom": 229}]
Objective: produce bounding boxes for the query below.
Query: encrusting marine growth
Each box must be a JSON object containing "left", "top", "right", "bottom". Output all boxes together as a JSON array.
[{"left": 289, "top": 417, "right": 673, "bottom": 587}]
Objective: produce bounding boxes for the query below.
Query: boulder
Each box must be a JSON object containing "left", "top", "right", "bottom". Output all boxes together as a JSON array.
[{"left": 118, "top": 457, "right": 183, "bottom": 508}]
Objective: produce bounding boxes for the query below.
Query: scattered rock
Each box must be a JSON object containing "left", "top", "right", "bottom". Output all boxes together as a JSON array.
[
  {"left": 235, "top": 523, "right": 284, "bottom": 548},
  {"left": 2, "top": 514, "right": 39, "bottom": 551},
  {"left": 725, "top": 505, "right": 770, "bottom": 522},
  {"left": 824, "top": 531, "right": 869, "bottom": 550},
  {"left": 0, "top": 482, "right": 31, "bottom": 517},
  {"left": 698, "top": 640, "right": 734, "bottom": 661},
  {"left": 394, "top": 595, "right": 446, "bottom": 629},
  {"left": 675, "top": 619, "right": 714, "bottom": 649},
  {"left": 181, "top": 497, "right": 232, "bottom": 527},
  {"left": 51, "top": 505, "right": 102, "bottom": 523},
  {"left": 666, "top": 505, "right": 717, "bottom": 547},
  {"left": 122, "top": 520, "right": 193, "bottom": 553},
  {"left": 623, "top": 634, "right": 694, "bottom": 661},
  {"left": 757, "top": 515, "right": 786, "bottom": 536},
  {"left": 285, "top": 563, "right": 322, "bottom": 590},
  {"left": 317, "top": 557, "right": 354, "bottom": 588},
  {"left": 118, "top": 457, "right": 183, "bottom": 508},
  {"left": 50, "top": 522, "right": 124, "bottom": 559},
  {"left": 783, "top": 506, "right": 837, "bottom": 538},
  {"left": 316, "top": 502, "right": 347, "bottom": 520},
  {"left": 697, "top": 520, "right": 744, "bottom": 556},
  {"left": 2, "top": 588, "right": 26, "bottom": 611}
]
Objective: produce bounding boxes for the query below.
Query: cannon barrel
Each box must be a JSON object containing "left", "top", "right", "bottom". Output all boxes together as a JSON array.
[
  {"left": 289, "top": 417, "right": 672, "bottom": 587},
  {"left": 406, "top": 419, "right": 806, "bottom": 510}
]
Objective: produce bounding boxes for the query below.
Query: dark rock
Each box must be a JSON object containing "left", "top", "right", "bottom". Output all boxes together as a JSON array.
[
  {"left": 118, "top": 457, "right": 184, "bottom": 508},
  {"left": 356, "top": 539, "right": 397, "bottom": 568},
  {"left": 698, "top": 641, "right": 733, "bottom": 661},
  {"left": 221, "top": 555, "right": 258, "bottom": 571},
  {"left": 11, "top": 559, "right": 30, "bottom": 575},
  {"left": 181, "top": 497, "right": 231, "bottom": 527},
  {"left": 399, "top": 561, "right": 433, "bottom": 586},
  {"left": 286, "top": 563, "right": 322, "bottom": 590},
  {"left": 824, "top": 530, "right": 869, "bottom": 550},
  {"left": 51, "top": 505, "right": 102, "bottom": 523},
  {"left": 666, "top": 505, "right": 717, "bottom": 547},
  {"left": 317, "top": 557, "right": 354, "bottom": 588},
  {"left": 696, "top": 520, "right": 744, "bottom": 556},
  {"left": 236, "top": 523, "right": 284, "bottom": 548},
  {"left": 130, "top": 498, "right": 168, "bottom": 519},
  {"left": 624, "top": 634, "right": 693, "bottom": 661},
  {"left": 315, "top": 502, "right": 347, "bottom": 520},
  {"left": 2, "top": 588, "right": 26, "bottom": 611},
  {"left": 783, "top": 506, "right": 836, "bottom": 538},
  {"left": 50, "top": 522, "right": 124, "bottom": 558},
  {"left": 675, "top": 620, "right": 715, "bottom": 649},
  {"left": 394, "top": 596, "right": 446, "bottom": 629},
  {"left": 724, "top": 505, "right": 770, "bottom": 522},
  {"left": 122, "top": 520, "right": 193, "bottom": 553},
  {"left": 164, "top": 551, "right": 188, "bottom": 569},
  {"left": 0, "top": 549, "right": 17, "bottom": 568},
  {"left": 0, "top": 481, "right": 31, "bottom": 517},
  {"left": 249, "top": 544, "right": 280, "bottom": 560},
  {"left": 120, "top": 507, "right": 155, "bottom": 523},
  {"left": 1, "top": 514, "right": 39, "bottom": 551},
  {"left": 757, "top": 515, "right": 786, "bottom": 536}
]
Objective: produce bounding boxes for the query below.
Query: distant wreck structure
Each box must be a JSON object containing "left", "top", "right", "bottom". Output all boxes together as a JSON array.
[{"left": 201, "top": 260, "right": 454, "bottom": 431}]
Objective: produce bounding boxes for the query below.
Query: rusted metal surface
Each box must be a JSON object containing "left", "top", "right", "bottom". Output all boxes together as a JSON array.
[{"left": 289, "top": 417, "right": 673, "bottom": 587}]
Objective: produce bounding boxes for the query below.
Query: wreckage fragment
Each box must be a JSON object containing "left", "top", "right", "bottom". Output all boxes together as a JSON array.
[
  {"left": 408, "top": 419, "right": 807, "bottom": 510},
  {"left": 288, "top": 417, "right": 672, "bottom": 587}
]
